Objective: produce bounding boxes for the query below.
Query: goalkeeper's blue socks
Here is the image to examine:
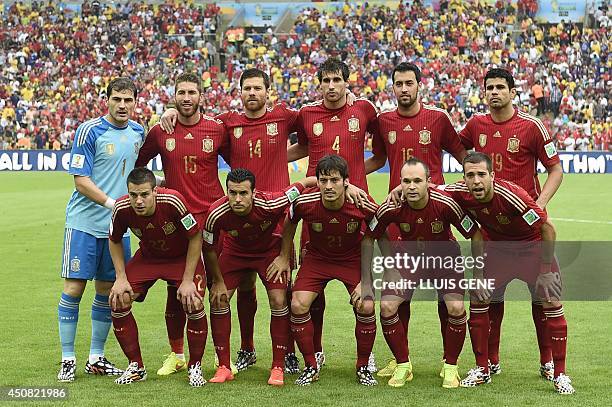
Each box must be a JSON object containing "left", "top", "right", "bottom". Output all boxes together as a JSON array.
[{"left": 58, "top": 293, "right": 81, "bottom": 360}]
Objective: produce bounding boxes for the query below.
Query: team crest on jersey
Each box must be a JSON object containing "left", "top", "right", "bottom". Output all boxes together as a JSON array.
[
  {"left": 234, "top": 127, "right": 243, "bottom": 139},
  {"left": 431, "top": 220, "right": 444, "bottom": 234},
  {"left": 346, "top": 221, "right": 359, "bottom": 233},
  {"left": 106, "top": 143, "right": 115, "bottom": 155},
  {"left": 130, "top": 228, "right": 142, "bottom": 237},
  {"left": 348, "top": 118, "right": 360, "bottom": 133},
  {"left": 228, "top": 230, "right": 239, "bottom": 237},
  {"left": 266, "top": 122, "right": 278, "bottom": 136},
  {"left": 203, "top": 138, "right": 214, "bottom": 153},
  {"left": 166, "top": 138, "right": 176, "bottom": 152},
  {"left": 418, "top": 130, "right": 431, "bottom": 145},
  {"left": 260, "top": 220, "right": 272, "bottom": 231},
  {"left": 162, "top": 222, "right": 176, "bottom": 235},
  {"left": 496, "top": 214, "right": 510, "bottom": 225},
  {"left": 312, "top": 223, "right": 323, "bottom": 232},
  {"left": 313, "top": 122, "right": 323, "bottom": 136},
  {"left": 507, "top": 137, "right": 520, "bottom": 153},
  {"left": 479, "top": 133, "right": 487, "bottom": 148},
  {"left": 70, "top": 258, "right": 80, "bottom": 272},
  {"left": 400, "top": 223, "right": 411, "bottom": 233},
  {"left": 388, "top": 131, "right": 397, "bottom": 145}
]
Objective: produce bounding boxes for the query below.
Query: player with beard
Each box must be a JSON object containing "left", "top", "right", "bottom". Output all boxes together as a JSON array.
[
  {"left": 458, "top": 69, "right": 563, "bottom": 381},
  {"left": 136, "top": 72, "right": 229, "bottom": 377},
  {"left": 365, "top": 62, "right": 468, "bottom": 378}
]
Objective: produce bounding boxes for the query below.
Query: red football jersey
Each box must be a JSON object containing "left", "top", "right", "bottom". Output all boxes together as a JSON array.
[
  {"left": 372, "top": 104, "right": 465, "bottom": 190},
  {"left": 203, "top": 183, "right": 304, "bottom": 257},
  {"left": 372, "top": 188, "right": 477, "bottom": 242},
  {"left": 296, "top": 99, "right": 378, "bottom": 191},
  {"left": 443, "top": 179, "right": 547, "bottom": 241},
  {"left": 459, "top": 109, "right": 560, "bottom": 199},
  {"left": 290, "top": 187, "right": 379, "bottom": 262},
  {"left": 110, "top": 188, "right": 200, "bottom": 259},
  {"left": 136, "top": 116, "right": 229, "bottom": 215},
  {"left": 217, "top": 104, "right": 298, "bottom": 191}
]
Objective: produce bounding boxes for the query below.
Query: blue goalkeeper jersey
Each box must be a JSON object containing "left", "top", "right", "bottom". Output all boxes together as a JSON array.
[{"left": 65, "top": 116, "right": 145, "bottom": 238}]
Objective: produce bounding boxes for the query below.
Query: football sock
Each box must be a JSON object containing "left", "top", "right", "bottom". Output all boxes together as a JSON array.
[
  {"left": 468, "top": 304, "right": 490, "bottom": 373},
  {"left": 290, "top": 311, "right": 316, "bottom": 368},
  {"left": 90, "top": 293, "right": 111, "bottom": 359},
  {"left": 381, "top": 312, "right": 409, "bottom": 363},
  {"left": 210, "top": 306, "right": 231, "bottom": 367},
  {"left": 398, "top": 300, "right": 411, "bottom": 337},
  {"left": 310, "top": 292, "right": 326, "bottom": 353},
  {"left": 532, "top": 301, "right": 553, "bottom": 364},
  {"left": 111, "top": 306, "right": 143, "bottom": 368},
  {"left": 270, "top": 306, "right": 290, "bottom": 368},
  {"left": 186, "top": 308, "right": 208, "bottom": 367},
  {"left": 58, "top": 293, "right": 81, "bottom": 360},
  {"left": 355, "top": 311, "right": 377, "bottom": 369},
  {"left": 487, "top": 300, "right": 504, "bottom": 365},
  {"left": 237, "top": 288, "right": 257, "bottom": 351},
  {"left": 437, "top": 300, "right": 448, "bottom": 360},
  {"left": 165, "top": 285, "right": 185, "bottom": 355},
  {"left": 445, "top": 311, "right": 467, "bottom": 365},
  {"left": 544, "top": 305, "right": 567, "bottom": 377}
]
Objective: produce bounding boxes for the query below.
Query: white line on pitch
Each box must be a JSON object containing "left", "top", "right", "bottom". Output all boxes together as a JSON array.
[{"left": 550, "top": 217, "right": 612, "bottom": 225}]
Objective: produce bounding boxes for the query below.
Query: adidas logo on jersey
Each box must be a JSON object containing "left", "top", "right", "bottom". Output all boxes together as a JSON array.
[
  {"left": 403, "top": 124, "right": 413, "bottom": 131},
  {"left": 329, "top": 218, "right": 340, "bottom": 224},
  {"left": 185, "top": 133, "right": 194, "bottom": 139},
  {"left": 330, "top": 115, "right": 340, "bottom": 122},
  {"left": 146, "top": 223, "right": 155, "bottom": 229}
]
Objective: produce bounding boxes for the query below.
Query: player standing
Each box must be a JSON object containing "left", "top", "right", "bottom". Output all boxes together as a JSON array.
[
  {"left": 108, "top": 168, "right": 209, "bottom": 387},
  {"left": 203, "top": 169, "right": 315, "bottom": 386},
  {"left": 367, "top": 62, "right": 468, "bottom": 377},
  {"left": 268, "top": 155, "right": 379, "bottom": 386},
  {"left": 57, "top": 78, "right": 145, "bottom": 382},
  {"left": 444, "top": 152, "right": 574, "bottom": 394},
  {"left": 287, "top": 58, "right": 378, "bottom": 371},
  {"left": 370, "top": 158, "right": 475, "bottom": 388},
  {"left": 136, "top": 72, "right": 229, "bottom": 376},
  {"left": 458, "top": 68, "right": 563, "bottom": 380}
]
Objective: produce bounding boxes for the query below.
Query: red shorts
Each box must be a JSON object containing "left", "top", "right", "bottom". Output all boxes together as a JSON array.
[
  {"left": 293, "top": 255, "right": 362, "bottom": 294},
  {"left": 484, "top": 244, "right": 560, "bottom": 299},
  {"left": 126, "top": 250, "right": 206, "bottom": 302},
  {"left": 218, "top": 245, "right": 287, "bottom": 291}
]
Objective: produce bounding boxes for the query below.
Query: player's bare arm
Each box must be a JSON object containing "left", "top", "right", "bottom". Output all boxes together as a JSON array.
[
  {"left": 74, "top": 175, "right": 116, "bottom": 209},
  {"left": 536, "top": 220, "right": 562, "bottom": 302},
  {"left": 177, "top": 232, "right": 204, "bottom": 313},
  {"left": 266, "top": 216, "right": 297, "bottom": 283},
  {"left": 364, "top": 150, "right": 387, "bottom": 174},
  {"left": 470, "top": 229, "right": 491, "bottom": 303},
  {"left": 108, "top": 239, "right": 135, "bottom": 310},
  {"left": 287, "top": 143, "right": 309, "bottom": 162},
  {"left": 536, "top": 163, "right": 563, "bottom": 209},
  {"left": 203, "top": 249, "right": 227, "bottom": 309}
]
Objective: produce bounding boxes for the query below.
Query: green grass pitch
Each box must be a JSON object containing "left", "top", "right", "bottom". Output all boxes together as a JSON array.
[{"left": 0, "top": 171, "right": 610, "bottom": 406}]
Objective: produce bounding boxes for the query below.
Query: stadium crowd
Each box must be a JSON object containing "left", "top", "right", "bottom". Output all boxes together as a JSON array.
[{"left": 0, "top": 0, "right": 610, "bottom": 151}]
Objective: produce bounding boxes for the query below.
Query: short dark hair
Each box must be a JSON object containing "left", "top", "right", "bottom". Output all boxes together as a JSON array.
[
  {"left": 392, "top": 62, "right": 421, "bottom": 83},
  {"left": 484, "top": 68, "right": 515, "bottom": 90},
  {"left": 462, "top": 151, "right": 493, "bottom": 173},
  {"left": 316, "top": 154, "right": 349, "bottom": 180},
  {"left": 239, "top": 68, "right": 270, "bottom": 90},
  {"left": 226, "top": 168, "right": 256, "bottom": 190},
  {"left": 402, "top": 157, "right": 430, "bottom": 178},
  {"left": 107, "top": 77, "right": 138, "bottom": 99},
  {"left": 127, "top": 167, "right": 156, "bottom": 189},
  {"left": 175, "top": 72, "right": 202, "bottom": 93},
  {"left": 317, "top": 58, "right": 350, "bottom": 83}
]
